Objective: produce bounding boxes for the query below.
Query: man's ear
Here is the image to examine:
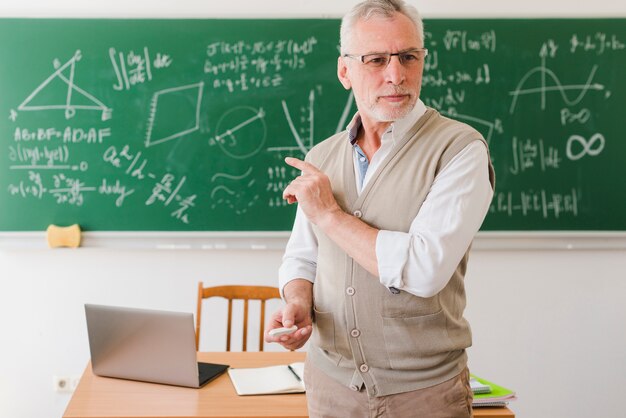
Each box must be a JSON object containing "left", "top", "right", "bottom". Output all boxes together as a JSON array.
[{"left": 337, "top": 56, "right": 352, "bottom": 90}]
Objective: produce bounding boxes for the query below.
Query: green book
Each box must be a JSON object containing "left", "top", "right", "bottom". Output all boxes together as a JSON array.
[{"left": 470, "top": 375, "right": 516, "bottom": 407}]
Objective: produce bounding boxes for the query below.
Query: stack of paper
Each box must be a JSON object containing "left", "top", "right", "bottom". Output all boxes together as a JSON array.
[{"left": 470, "top": 374, "right": 517, "bottom": 407}]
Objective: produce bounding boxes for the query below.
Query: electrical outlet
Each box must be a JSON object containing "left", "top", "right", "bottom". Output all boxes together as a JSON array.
[{"left": 53, "top": 376, "right": 73, "bottom": 393}]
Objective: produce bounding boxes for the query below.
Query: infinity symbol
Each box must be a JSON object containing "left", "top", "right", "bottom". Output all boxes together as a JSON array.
[{"left": 566, "top": 133, "right": 605, "bottom": 161}]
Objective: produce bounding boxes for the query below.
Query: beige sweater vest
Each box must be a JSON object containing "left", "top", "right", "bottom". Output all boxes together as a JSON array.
[{"left": 305, "top": 108, "right": 495, "bottom": 397}]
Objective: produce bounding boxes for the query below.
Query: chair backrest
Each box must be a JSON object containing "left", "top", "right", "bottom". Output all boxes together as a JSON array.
[{"left": 195, "top": 282, "right": 281, "bottom": 351}]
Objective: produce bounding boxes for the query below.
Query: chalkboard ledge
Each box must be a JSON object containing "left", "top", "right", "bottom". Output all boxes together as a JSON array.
[
  {"left": 473, "top": 231, "right": 626, "bottom": 251},
  {"left": 0, "top": 231, "right": 290, "bottom": 251},
  {"left": 1, "top": 231, "right": 626, "bottom": 251}
]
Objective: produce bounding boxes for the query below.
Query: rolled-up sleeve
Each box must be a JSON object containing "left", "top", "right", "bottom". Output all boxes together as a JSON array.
[
  {"left": 278, "top": 206, "right": 318, "bottom": 298},
  {"left": 376, "top": 141, "right": 493, "bottom": 298}
]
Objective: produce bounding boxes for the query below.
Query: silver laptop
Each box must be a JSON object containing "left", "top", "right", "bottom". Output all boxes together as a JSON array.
[{"left": 84, "top": 304, "right": 228, "bottom": 388}]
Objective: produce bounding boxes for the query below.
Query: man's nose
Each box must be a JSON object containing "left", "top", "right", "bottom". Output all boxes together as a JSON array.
[{"left": 384, "top": 55, "right": 405, "bottom": 85}]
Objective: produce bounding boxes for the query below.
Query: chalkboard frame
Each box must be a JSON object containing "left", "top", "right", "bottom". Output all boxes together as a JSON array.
[{"left": 2, "top": 230, "right": 626, "bottom": 251}]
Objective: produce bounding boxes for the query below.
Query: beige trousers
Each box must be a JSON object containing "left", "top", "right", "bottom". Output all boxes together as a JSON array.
[{"left": 303, "top": 358, "right": 473, "bottom": 418}]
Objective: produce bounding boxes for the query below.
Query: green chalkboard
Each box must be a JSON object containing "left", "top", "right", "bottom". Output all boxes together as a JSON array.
[{"left": 1, "top": 18, "right": 625, "bottom": 232}]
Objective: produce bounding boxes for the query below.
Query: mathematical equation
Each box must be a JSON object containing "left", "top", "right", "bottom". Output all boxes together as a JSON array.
[
  {"left": 7, "top": 132, "right": 196, "bottom": 223},
  {"left": 110, "top": 46, "right": 173, "bottom": 92},
  {"left": 204, "top": 37, "right": 319, "bottom": 93},
  {"left": 491, "top": 189, "right": 578, "bottom": 220}
]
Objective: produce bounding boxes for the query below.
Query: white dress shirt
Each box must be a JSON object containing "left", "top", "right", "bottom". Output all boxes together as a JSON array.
[{"left": 279, "top": 100, "right": 493, "bottom": 298}]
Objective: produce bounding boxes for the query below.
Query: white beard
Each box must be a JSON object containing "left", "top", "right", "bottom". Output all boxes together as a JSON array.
[
  {"left": 369, "top": 99, "right": 415, "bottom": 122},
  {"left": 361, "top": 85, "right": 417, "bottom": 122}
]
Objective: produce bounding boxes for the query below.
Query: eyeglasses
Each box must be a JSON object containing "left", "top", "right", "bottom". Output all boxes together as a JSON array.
[{"left": 343, "top": 48, "right": 428, "bottom": 69}]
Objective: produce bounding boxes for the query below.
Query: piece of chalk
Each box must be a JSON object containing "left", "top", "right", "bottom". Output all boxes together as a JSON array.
[
  {"left": 269, "top": 325, "right": 298, "bottom": 337},
  {"left": 46, "top": 224, "right": 81, "bottom": 248}
]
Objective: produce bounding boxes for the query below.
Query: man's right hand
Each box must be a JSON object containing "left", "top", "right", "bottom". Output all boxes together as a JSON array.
[
  {"left": 265, "top": 301, "right": 312, "bottom": 351},
  {"left": 265, "top": 279, "right": 314, "bottom": 351}
]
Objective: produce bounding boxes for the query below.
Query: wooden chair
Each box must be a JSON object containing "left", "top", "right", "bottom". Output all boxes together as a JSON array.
[{"left": 195, "top": 282, "right": 281, "bottom": 351}]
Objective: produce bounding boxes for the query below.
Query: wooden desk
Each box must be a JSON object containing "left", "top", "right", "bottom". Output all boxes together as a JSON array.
[{"left": 64, "top": 351, "right": 514, "bottom": 418}]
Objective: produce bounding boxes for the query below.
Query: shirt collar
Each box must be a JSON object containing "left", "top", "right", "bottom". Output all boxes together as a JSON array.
[{"left": 346, "top": 99, "right": 427, "bottom": 145}]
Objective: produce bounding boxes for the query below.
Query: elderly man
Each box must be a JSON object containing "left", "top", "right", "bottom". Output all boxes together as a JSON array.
[{"left": 266, "top": 1, "right": 495, "bottom": 417}]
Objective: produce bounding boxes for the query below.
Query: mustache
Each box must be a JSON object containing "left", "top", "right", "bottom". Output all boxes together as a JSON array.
[{"left": 377, "top": 87, "right": 412, "bottom": 96}]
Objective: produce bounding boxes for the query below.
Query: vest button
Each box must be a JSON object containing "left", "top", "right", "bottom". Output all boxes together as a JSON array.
[
  {"left": 346, "top": 287, "right": 355, "bottom": 296},
  {"left": 353, "top": 210, "right": 362, "bottom": 218},
  {"left": 349, "top": 384, "right": 359, "bottom": 392},
  {"left": 359, "top": 364, "right": 369, "bottom": 373},
  {"left": 350, "top": 329, "right": 361, "bottom": 338}
]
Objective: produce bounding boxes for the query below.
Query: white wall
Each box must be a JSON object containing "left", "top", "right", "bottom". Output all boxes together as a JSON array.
[{"left": 1, "top": 1, "right": 626, "bottom": 418}]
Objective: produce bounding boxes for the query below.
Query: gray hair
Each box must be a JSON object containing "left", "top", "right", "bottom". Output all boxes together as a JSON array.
[{"left": 340, "top": 0, "right": 424, "bottom": 54}]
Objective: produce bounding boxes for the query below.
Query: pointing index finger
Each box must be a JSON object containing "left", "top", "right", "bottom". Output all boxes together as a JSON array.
[{"left": 285, "top": 157, "right": 319, "bottom": 174}]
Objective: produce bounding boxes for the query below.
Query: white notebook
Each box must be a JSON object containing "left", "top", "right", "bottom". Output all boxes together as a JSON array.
[
  {"left": 469, "top": 376, "right": 492, "bottom": 394},
  {"left": 228, "top": 362, "right": 305, "bottom": 395}
]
